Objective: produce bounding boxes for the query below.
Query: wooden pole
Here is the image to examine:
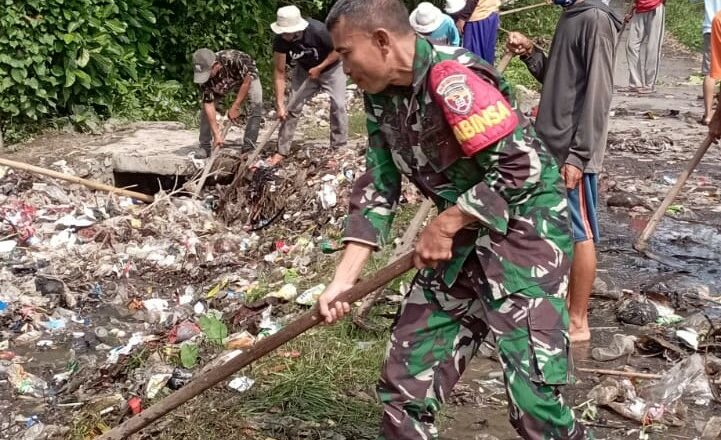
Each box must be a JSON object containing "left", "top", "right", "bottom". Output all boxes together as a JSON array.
[
  {"left": 192, "top": 117, "right": 233, "bottom": 198},
  {"left": 96, "top": 252, "right": 416, "bottom": 440},
  {"left": 576, "top": 367, "right": 663, "bottom": 380},
  {"left": 499, "top": 1, "right": 550, "bottom": 16},
  {"left": 497, "top": 51, "right": 514, "bottom": 73},
  {"left": 353, "top": 199, "right": 434, "bottom": 326},
  {"left": 634, "top": 136, "right": 715, "bottom": 252},
  {"left": 0, "top": 157, "right": 154, "bottom": 203}
]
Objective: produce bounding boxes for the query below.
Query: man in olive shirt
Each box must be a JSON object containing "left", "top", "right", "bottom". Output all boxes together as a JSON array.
[
  {"left": 269, "top": 5, "right": 348, "bottom": 165},
  {"left": 192, "top": 48, "right": 262, "bottom": 157}
]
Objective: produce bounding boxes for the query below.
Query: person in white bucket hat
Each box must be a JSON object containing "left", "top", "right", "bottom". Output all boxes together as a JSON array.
[
  {"left": 409, "top": 2, "right": 460, "bottom": 46},
  {"left": 269, "top": 5, "right": 348, "bottom": 166},
  {"left": 444, "top": 0, "right": 467, "bottom": 15}
]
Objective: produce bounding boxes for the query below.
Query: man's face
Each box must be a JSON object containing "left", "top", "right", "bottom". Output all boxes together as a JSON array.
[
  {"left": 281, "top": 31, "right": 303, "bottom": 42},
  {"left": 331, "top": 18, "right": 393, "bottom": 94}
]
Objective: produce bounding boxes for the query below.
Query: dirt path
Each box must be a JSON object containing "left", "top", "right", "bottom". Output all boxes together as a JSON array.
[{"left": 441, "top": 3, "right": 721, "bottom": 440}]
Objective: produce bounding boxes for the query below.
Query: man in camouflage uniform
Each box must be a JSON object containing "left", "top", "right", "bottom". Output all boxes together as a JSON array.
[
  {"left": 318, "top": 1, "right": 586, "bottom": 439},
  {"left": 192, "top": 48, "right": 263, "bottom": 157}
]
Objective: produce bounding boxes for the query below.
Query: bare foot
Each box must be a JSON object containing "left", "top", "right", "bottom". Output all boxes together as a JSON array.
[
  {"left": 267, "top": 153, "right": 285, "bottom": 167},
  {"left": 569, "top": 322, "right": 591, "bottom": 343},
  {"left": 700, "top": 114, "right": 711, "bottom": 126}
]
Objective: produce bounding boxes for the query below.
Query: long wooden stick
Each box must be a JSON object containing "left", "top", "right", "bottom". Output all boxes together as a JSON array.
[
  {"left": 497, "top": 51, "right": 514, "bottom": 73},
  {"left": 353, "top": 200, "right": 434, "bottom": 326},
  {"left": 499, "top": 1, "right": 550, "bottom": 16},
  {"left": 498, "top": 27, "right": 547, "bottom": 53},
  {"left": 97, "top": 252, "right": 415, "bottom": 440},
  {"left": 192, "top": 117, "right": 233, "bottom": 198},
  {"left": 634, "top": 136, "right": 715, "bottom": 252},
  {"left": 0, "top": 157, "right": 154, "bottom": 203},
  {"left": 576, "top": 367, "right": 663, "bottom": 380}
]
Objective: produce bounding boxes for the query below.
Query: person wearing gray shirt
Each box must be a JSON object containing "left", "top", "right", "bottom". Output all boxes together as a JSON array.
[{"left": 507, "top": 0, "right": 622, "bottom": 343}]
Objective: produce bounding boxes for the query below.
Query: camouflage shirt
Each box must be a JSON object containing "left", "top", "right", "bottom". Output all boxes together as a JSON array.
[
  {"left": 199, "top": 50, "right": 259, "bottom": 103},
  {"left": 343, "top": 38, "right": 573, "bottom": 299}
]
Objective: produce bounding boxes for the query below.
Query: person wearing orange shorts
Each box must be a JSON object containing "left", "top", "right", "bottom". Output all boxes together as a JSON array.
[{"left": 707, "top": 11, "right": 721, "bottom": 139}]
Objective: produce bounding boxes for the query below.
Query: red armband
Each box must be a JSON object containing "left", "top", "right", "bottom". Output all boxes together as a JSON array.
[{"left": 429, "top": 60, "right": 518, "bottom": 156}]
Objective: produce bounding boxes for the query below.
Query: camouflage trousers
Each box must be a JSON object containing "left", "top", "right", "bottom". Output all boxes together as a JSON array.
[{"left": 377, "top": 256, "right": 586, "bottom": 440}]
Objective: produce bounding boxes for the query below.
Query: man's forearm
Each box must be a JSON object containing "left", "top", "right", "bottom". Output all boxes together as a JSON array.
[
  {"left": 315, "top": 51, "right": 340, "bottom": 72},
  {"left": 233, "top": 76, "right": 252, "bottom": 108},
  {"left": 521, "top": 48, "right": 547, "bottom": 83},
  {"left": 436, "top": 206, "right": 478, "bottom": 236},
  {"left": 332, "top": 243, "right": 373, "bottom": 285},
  {"left": 203, "top": 102, "right": 221, "bottom": 139},
  {"left": 274, "top": 71, "right": 286, "bottom": 108}
]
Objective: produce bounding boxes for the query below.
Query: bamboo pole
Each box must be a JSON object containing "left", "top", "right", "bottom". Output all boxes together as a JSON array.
[
  {"left": 0, "top": 157, "right": 154, "bottom": 203},
  {"left": 499, "top": 1, "right": 550, "bottom": 16},
  {"left": 353, "top": 199, "right": 434, "bottom": 326},
  {"left": 634, "top": 136, "right": 715, "bottom": 252},
  {"left": 576, "top": 367, "right": 663, "bottom": 380}
]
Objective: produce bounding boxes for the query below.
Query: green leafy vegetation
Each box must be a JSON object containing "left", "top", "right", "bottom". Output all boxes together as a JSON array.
[
  {"left": 665, "top": 0, "right": 704, "bottom": 52},
  {"left": 496, "top": 0, "right": 562, "bottom": 91},
  {"left": 0, "top": 0, "right": 156, "bottom": 135}
]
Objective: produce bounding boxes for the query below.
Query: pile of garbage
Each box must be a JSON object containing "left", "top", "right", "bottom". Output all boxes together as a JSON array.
[
  {"left": 0, "top": 136, "right": 376, "bottom": 438},
  {"left": 580, "top": 284, "right": 721, "bottom": 435}
]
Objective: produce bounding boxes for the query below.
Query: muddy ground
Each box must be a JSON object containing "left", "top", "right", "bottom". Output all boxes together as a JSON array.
[{"left": 2, "top": 3, "right": 721, "bottom": 439}]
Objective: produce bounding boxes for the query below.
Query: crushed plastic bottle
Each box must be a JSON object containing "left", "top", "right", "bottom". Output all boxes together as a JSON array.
[
  {"left": 591, "top": 334, "right": 637, "bottom": 361},
  {"left": 257, "top": 306, "right": 281, "bottom": 340},
  {"left": 296, "top": 284, "right": 326, "bottom": 306},
  {"left": 228, "top": 376, "right": 255, "bottom": 393}
]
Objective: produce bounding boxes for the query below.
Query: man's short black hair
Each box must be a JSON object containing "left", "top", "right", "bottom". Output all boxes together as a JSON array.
[{"left": 326, "top": 0, "right": 414, "bottom": 34}]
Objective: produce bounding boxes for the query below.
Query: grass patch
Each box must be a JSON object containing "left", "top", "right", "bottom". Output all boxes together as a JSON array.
[
  {"left": 349, "top": 108, "right": 367, "bottom": 138},
  {"left": 238, "top": 320, "right": 387, "bottom": 430},
  {"left": 304, "top": 108, "right": 366, "bottom": 141},
  {"left": 665, "top": 0, "right": 704, "bottom": 52}
]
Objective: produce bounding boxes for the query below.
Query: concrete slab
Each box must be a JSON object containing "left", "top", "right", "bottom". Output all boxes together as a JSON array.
[{"left": 90, "top": 122, "right": 246, "bottom": 176}]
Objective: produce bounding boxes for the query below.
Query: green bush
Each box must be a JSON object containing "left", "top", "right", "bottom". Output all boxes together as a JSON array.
[
  {"left": 151, "top": 0, "right": 327, "bottom": 92},
  {"left": 0, "top": 0, "right": 157, "bottom": 127}
]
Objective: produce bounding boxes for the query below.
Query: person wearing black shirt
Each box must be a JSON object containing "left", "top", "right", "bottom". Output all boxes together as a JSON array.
[{"left": 269, "top": 5, "right": 348, "bottom": 165}]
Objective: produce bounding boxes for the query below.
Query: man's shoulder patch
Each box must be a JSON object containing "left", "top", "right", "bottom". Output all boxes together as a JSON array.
[
  {"left": 436, "top": 73, "right": 474, "bottom": 115},
  {"left": 429, "top": 60, "right": 518, "bottom": 157}
]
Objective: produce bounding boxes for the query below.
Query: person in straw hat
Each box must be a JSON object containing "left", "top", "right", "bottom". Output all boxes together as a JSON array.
[
  {"left": 445, "top": 0, "right": 499, "bottom": 64},
  {"left": 268, "top": 5, "right": 348, "bottom": 166},
  {"left": 409, "top": 2, "right": 460, "bottom": 46}
]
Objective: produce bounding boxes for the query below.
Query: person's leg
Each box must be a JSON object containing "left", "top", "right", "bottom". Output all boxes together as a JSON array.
[
  {"left": 377, "top": 261, "right": 488, "bottom": 440},
  {"left": 482, "top": 13, "right": 499, "bottom": 66},
  {"left": 644, "top": 5, "right": 665, "bottom": 90},
  {"left": 626, "top": 12, "right": 645, "bottom": 89},
  {"left": 276, "top": 67, "right": 319, "bottom": 157},
  {"left": 566, "top": 174, "right": 600, "bottom": 343},
  {"left": 483, "top": 291, "right": 586, "bottom": 439},
  {"left": 243, "top": 78, "right": 263, "bottom": 150},
  {"left": 198, "top": 101, "right": 215, "bottom": 157},
  {"left": 461, "top": 20, "right": 482, "bottom": 60},
  {"left": 703, "top": 33, "right": 714, "bottom": 124},
  {"left": 319, "top": 63, "right": 348, "bottom": 148}
]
